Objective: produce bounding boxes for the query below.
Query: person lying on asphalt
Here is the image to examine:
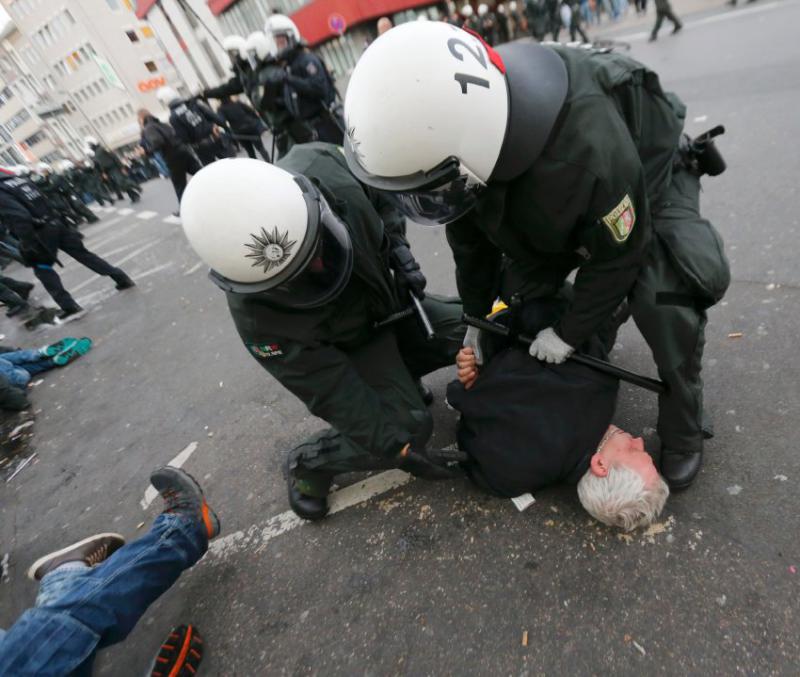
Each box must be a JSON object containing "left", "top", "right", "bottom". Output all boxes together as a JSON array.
[
  {"left": 447, "top": 296, "right": 669, "bottom": 531},
  {"left": 0, "top": 466, "right": 219, "bottom": 677}
]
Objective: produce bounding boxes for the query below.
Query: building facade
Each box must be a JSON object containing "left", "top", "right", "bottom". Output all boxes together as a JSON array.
[
  {"left": 0, "top": 22, "right": 84, "bottom": 164},
  {"left": 1, "top": 0, "right": 183, "bottom": 152},
  {"left": 136, "top": 0, "right": 447, "bottom": 96}
]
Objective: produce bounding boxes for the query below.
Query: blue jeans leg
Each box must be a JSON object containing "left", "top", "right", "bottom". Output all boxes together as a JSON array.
[
  {"left": 0, "top": 358, "right": 31, "bottom": 388},
  {"left": 0, "top": 514, "right": 208, "bottom": 677}
]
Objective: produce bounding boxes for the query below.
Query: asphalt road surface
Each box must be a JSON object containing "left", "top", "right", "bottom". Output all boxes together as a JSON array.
[{"left": 2, "top": 2, "right": 800, "bottom": 674}]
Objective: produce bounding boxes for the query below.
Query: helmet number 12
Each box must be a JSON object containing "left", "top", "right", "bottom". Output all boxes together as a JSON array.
[{"left": 448, "top": 38, "right": 490, "bottom": 94}]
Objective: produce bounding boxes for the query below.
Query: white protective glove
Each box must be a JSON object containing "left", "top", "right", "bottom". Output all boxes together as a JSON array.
[
  {"left": 463, "top": 325, "right": 484, "bottom": 365},
  {"left": 528, "top": 327, "right": 574, "bottom": 364}
]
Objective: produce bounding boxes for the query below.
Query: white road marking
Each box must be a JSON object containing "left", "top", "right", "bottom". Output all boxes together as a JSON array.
[
  {"left": 136, "top": 210, "right": 158, "bottom": 220},
  {"left": 163, "top": 215, "right": 181, "bottom": 225},
  {"left": 68, "top": 239, "right": 163, "bottom": 294},
  {"left": 130, "top": 261, "right": 173, "bottom": 281},
  {"left": 81, "top": 216, "right": 125, "bottom": 241},
  {"left": 141, "top": 442, "right": 200, "bottom": 510},
  {"left": 85, "top": 219, "right": 148, "bottom": 250},
  {"left": 616, "top": 0, "right": 782, "bottom": 41},
  {"left": 116, "top": 208, "right": 134, "bottom": 216},
  {"left": 183, "top": 261, "right": 203, "bottom": 276},
  {"left": 208, "top": 470, "right": 413, "bottom": 559},
  {"left": 95, "top": 239, "right": 151, "bottom": 260},
  {"left": 111, "top": 238, "right": 163, "bottom": 267}
]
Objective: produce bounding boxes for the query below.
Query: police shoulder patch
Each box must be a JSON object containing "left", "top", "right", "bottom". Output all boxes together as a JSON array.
[
  {"left": 247, "top": 342, "right": 284, "bottom": 359},
  {"left": 306, "top": 62, "right": 318, "bottom": 76},
  {"left": 602, "top": 194, "right": 636, "bottom": 244}
]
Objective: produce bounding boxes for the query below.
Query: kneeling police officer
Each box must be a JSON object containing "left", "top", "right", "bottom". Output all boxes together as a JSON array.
[{"left": 180, "top": 146, "right": 464, "bottom": 520}]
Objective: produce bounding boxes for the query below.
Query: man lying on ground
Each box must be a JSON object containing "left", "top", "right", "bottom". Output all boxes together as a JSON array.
[
  {"left": 447, "top": 297, "right": 669, "bottom": 530},
  {"left": 0, "top": 466, "right": 218, "bottom": 676},
  {"left": 0, "top": 338, "right": 92, "bottom": 411}
]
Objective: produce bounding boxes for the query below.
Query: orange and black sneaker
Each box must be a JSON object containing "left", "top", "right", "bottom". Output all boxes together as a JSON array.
[
  {"left": 149, "top": 624, "right": 204, "bottom": 677},
  {"left": 149, "top": 466, "right": 220, "bottom": 540}
]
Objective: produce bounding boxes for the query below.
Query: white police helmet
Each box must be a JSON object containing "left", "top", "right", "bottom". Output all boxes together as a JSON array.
[
  {"left": 265, "top": 13, "right": 301, "bottom": 50},
  {"left": 343, "top": 21, "right": 567, "bottom": 225},
  {"left": 180, "top": 159, "right": 353, "bottom": 308},
  {"left": 156, "top": 86, "right": 180, "bottom": 106}
]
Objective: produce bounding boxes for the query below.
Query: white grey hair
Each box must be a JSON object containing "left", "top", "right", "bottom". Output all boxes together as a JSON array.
[{"left": 577, "top": 465, "right": 669, "bottom": 531}]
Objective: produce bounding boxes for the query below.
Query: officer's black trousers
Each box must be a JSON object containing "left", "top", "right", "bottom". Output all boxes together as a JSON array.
[
  {"left": 651, "top": 7, "right": 682, "bottom": 38},
  {"left": 629, "top": 168, "right": 728, "bottom": 453},
  {"left": 0, "top": 275, "right": 31, "bottom": 308},
  {"left": 106, "top": 169, "right": 140, "bottom": 201},
  {"left": 239, "top": 136, "right": 271, "bottom": 162},
  {"left": 290, "top": 295, "right": 465, "bottom": 496},
  {"left": 33, "top": 227, "right": 127, "bottom": 311},
  {"left": 166, "top": 149, "right": 203, "bottom": 204}
]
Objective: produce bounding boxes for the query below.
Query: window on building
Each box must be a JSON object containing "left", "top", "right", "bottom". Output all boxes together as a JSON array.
[
  {"left": 125, "top": 103, "right": 134, "bottom": 114},
  {"left": 101, "top": 79, "right": 109, "bottom": 90},
  {"left": 111, "top": 110, "right": 120, "bottom": 121},
  {"left": 126, "top": 30, "right": 139, "bottom": 43},
  {"left": 93, "top": 82, "right": 102, "bottom": 95},
  {"left": 64, "top": 9, "right": 76, "bottom": 25},
  {"left": 23, "top": 131, "right": 46, "bottom": 147},
  {"left": 7, "top": 109, "right": 31, "bottom": 131},
  {"left": 80, "top": 47, "right": 89, "bottom": 61},
  {"left": 105, "top": 0, "right": 120, "bottom": 10},
  {"left": 144, "top": 60, "right": 158, "bottom": 73},
  {"left": 0, "top": 87, "right": 13, "bottom": 107},
  {"left": 86, "top": 43, "right": 96, "bottom": 56}
]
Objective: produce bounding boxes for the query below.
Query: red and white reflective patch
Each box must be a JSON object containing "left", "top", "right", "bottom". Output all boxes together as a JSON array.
[{"left": 602, "top": 194, "right": 636, "bottom": 243}]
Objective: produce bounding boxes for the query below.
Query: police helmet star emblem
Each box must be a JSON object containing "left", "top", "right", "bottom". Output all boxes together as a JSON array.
[
  {"left": 345, "top": 123, "right": 365, "bottom": 166},
  {"left": 244, "top": 226, "right": 297, "bottom": 273}
]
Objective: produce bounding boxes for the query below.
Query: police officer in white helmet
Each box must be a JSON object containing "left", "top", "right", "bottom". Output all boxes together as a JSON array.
[
  {"left": 264, "top": 14, "right": 343, "bottom": 145},
  {"left": 180, "top": 143, "right": 465, "bottom": 520},
  {"left": 343, "top": 22, "right": 731, "bottom": 490}
]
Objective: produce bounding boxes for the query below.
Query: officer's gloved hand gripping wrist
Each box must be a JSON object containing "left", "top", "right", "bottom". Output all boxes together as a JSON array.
[
  {"left": 462, "top": 325, "right": 484, "bottom": 366},
  {"left": 390, "top": 244, "right": 427, "bottom": 299},
  {"left": 528, "top": 326, "right": 574, "bottom": 364}
]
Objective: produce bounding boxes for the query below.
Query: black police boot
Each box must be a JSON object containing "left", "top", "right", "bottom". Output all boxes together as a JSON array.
[
  {"left": 113, "top": 274, "right": 136, "bottom": 290},
  {"left": 416, "top": 379, "right": 434, "bottom": 406},
  {"left": 284, "top": 453, "right": 329, "bottom": 521},
  {"left": 57, "top": 305, "right": 85, "bottom": 321},
  {"left": 661, "top": 448, "right": 703, "bottom": 490},
  {"left": 6, "top": 302, "right": 29, "bottom": 318},
  {"left": 13, "top": 282, "right": 34, "bottom": 301}
]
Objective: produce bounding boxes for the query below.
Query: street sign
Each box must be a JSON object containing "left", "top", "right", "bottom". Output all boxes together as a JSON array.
[{"left": 328, "top": 13, "right": 347, "bottom": 35}]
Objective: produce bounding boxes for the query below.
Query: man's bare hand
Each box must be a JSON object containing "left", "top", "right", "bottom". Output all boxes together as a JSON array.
[{"left": 456, "top": 347, "right": 479, "bottom": 390}]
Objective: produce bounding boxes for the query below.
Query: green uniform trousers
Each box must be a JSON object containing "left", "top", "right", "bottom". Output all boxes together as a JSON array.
[
  {"left": 291, "top": 295, "right": 464, "bottom": 496},
  {"left": 630, "top": 167, "right": 728, "bottom": 453}
]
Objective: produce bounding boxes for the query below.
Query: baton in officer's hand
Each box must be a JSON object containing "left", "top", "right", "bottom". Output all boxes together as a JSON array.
[
  {"left": 410, "top": 292, "right": 435, "bottom": 341},
  {"left": 463, "top": 314, "right": 666, "bottom": 395}
]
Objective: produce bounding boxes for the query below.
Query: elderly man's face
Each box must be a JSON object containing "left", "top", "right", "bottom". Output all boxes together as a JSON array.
[{"left": 590, "top": 425, "right": 660, "bottom": 486}]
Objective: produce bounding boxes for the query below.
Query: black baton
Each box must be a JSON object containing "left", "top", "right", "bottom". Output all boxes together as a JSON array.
[{"left": 463, "top": 314, "right": 667, "bottom": 395}]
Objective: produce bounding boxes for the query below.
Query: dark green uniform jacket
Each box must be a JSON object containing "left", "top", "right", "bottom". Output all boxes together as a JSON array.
[
  {"left": 226, "top": 143, "right": 414, "bottom": 458},
  {"left": 447, "top": 45, "right": 686, "bottom": 348}
]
